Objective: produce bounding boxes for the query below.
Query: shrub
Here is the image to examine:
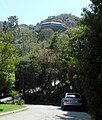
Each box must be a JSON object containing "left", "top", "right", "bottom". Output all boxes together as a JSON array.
[{"left": 16, "top": 100, "right": 25, "bottom": 105}]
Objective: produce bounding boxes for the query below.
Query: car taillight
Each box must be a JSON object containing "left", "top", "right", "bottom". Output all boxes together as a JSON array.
[{"left": 64, "top": 99, "right": 70, "bottom": 102}]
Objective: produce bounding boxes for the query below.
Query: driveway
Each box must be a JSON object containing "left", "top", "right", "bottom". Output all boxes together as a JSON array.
[{"left": 0, "top": 105, "right": 91, "bottom": 120}]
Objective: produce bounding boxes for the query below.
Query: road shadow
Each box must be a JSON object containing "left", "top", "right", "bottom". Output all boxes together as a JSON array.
[
  {"left": 56, "top": 108, "right": 91, "bottom": 120},
  {"left": 56, "top": 111, "right": 91, "bottom": 120}
]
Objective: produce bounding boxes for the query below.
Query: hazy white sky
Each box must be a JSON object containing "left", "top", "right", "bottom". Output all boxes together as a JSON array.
[{"left": 0, "top": 0, "right": 91, "bottom": 25}]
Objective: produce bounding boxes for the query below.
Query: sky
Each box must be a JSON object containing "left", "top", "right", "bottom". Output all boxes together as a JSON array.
[{"left": 0, "top": 0, "right": 91, "bottom": 25}]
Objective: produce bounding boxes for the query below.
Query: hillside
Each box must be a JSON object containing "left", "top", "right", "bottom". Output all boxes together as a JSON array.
[{"left": 35, "top": 13, "right": 81, "bottom": 31}]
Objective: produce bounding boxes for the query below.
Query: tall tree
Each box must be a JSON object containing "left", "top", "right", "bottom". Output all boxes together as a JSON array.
[
  {"left": 80, "top": 1, "right": 102, "bottom": 119},
  {"left": 0, "top": 32, "right": 19, "bottom": 97},
  {"left": 3, "top": 16, "right": 18, "bottom": 32}
]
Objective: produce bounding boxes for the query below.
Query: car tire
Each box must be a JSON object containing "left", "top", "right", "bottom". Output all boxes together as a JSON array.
[{"left": 61, "top": 106, "right": 66, "bottom": 111}]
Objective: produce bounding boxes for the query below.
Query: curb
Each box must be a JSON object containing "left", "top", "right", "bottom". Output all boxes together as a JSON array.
[{"left": 0, "top": 105, "right": 29, "bottom": 116}]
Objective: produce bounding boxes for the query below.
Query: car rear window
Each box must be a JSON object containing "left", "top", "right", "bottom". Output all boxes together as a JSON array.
[{"left": 66, "top": 94, "right": 81, "bottom": 98}]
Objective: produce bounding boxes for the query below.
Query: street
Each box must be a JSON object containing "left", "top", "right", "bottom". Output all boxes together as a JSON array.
[{"left": 0, "top": 105, "right": 91, "bottom": 120}]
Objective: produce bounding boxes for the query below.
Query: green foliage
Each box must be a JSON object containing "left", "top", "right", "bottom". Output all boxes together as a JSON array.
[
  {"left": 37, "top": 28, "right": 54, "bottom": 41},
  {"left": 3, "top": 16, "right": 18, "bottom": 32},
  {"left": 9, "top": 90, "right": 20, "bottom": 104},
  {"left": 80, "top": 1, "right": 102, "bottom": 119},
  {"left": 16, "top": 99, "right": 25, "bottom": 105},
  {"left": 0, "top": 32, "right": 20, "bottom": 96},
  {"left": 9, "top": 90, "right": 19, "bottom": 98}
]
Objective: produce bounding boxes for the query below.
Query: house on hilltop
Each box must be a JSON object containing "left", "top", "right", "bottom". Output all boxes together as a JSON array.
[{"left": 35, "top": 21, "right": 67, "bottom": 32}]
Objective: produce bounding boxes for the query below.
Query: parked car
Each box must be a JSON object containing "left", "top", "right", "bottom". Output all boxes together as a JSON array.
[{"left": 61, "top": 93, "right": 82, "bottom": 110}]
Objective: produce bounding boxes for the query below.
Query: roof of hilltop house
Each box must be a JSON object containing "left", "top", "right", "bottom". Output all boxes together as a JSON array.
[{"left": 35, "top": 21, "right": 67, "bottom": 32}]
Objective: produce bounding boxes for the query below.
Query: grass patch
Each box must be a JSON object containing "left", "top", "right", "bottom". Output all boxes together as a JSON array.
[{"left": 0, "top": 104, "right": 26, "bottom": 113}]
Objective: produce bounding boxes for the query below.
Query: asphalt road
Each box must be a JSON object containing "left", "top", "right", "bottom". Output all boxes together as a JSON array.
[{"left": 0, "top": 105, "right": 91, "bottom": 120}]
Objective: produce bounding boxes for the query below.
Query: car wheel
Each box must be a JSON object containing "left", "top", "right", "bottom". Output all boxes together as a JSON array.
[{"left": 61, "top": 106, "right": 66, "bottom": 111}]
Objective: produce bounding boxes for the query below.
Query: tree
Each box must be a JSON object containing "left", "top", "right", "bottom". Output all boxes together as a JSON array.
[
  {"left": 37, "top": 28, "right": 54, "bottom": 41},
  {"left": 3, "top": 16, "right": 18, "bottom": 32},
  {"left": 2, "top": 16, "right": 19, "bottom": 44},
  {"left": 78, "top": 1, "right": 102, "bottom": 119},
  {"left": 0, "top": 32, "right": 19, "bottom": 97}
]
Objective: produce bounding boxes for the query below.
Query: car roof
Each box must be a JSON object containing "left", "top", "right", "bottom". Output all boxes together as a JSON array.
[
  {"left": 65, "top": 93, "right": 82, "bottom": 98},
  {"left": 65, "top": 93, "right": 81, "bottom": 95}
]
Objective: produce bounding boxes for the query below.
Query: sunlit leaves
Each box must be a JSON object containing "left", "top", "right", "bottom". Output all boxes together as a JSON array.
[{"left": 0, "top": 32, "right": 19, "bottom": 93}]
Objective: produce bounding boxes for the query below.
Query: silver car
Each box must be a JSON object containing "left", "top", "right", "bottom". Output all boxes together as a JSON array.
[{"left": 61, "top": 93, "right": 82, "bottom": 110}]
